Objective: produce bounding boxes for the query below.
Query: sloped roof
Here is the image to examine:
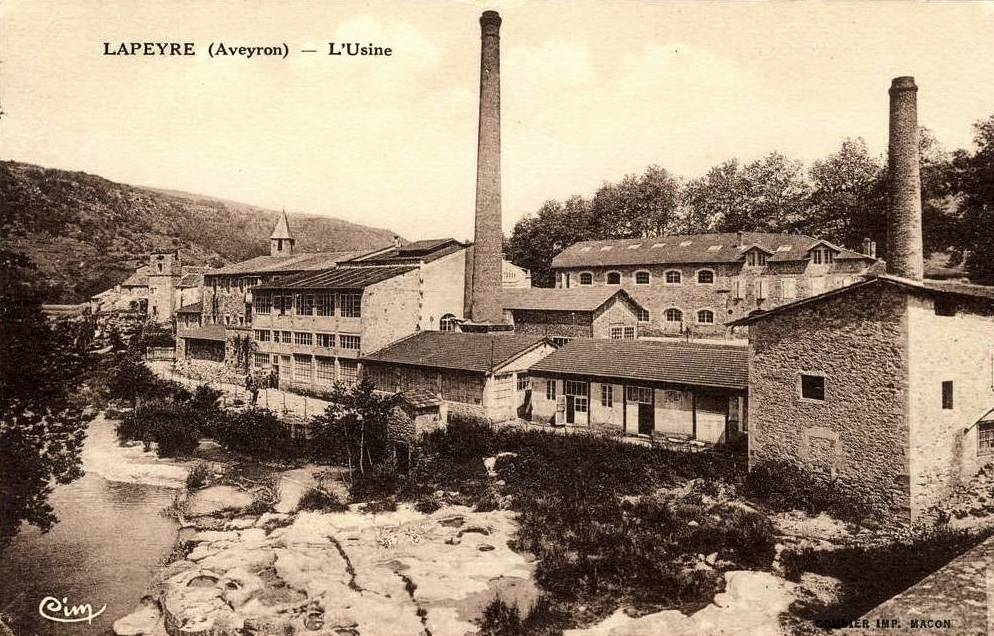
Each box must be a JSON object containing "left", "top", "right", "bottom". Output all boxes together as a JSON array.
[
  {"left": 363, "top": 331, "right": 551, "bottom": 374},
  {"left": 121, "top": 266, "right": 149, "bottom": 287},
  {"left": 530, "top": 338, "right": 749, "bottom": 390},
  {"left": 206, "top": 251, "right": 361, "bottom": 276},
  {"left": 500, "top": 287, "right": 645, "bottom": 312},
  {"left": 551, "top": 232, "right": 872, "bottom": 268},
  {"left": 177, "top": 324, "right": 227, "bottom": 341},
  {"left": 271, "top": 211, "right": 294, "bottom": 240},
  {"left": 177, "top": 301, "right": 203, "bottom": 314},
  {"left": 343, "top": 238, "right": 467, "bottom": 267},
  {"left": 178, "top": 272, "right": 203, "bottom": 288},
  {"left": 729, "top": 274, "right": 994, "bottom": 326},
  {"left": 255, "top": 265, "right": 416, "bottom": 290}
]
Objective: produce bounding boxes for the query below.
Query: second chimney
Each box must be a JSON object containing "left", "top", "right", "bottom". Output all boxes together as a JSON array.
[
  {"left": 469, "top": 10, "right": 504, "bottom": 323},
  {"left": 886, "top": 76, "right": 924, "bottom": 280}
]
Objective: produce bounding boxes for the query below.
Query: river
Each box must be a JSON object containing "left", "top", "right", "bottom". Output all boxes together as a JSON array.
[{"left": 0, "top": 416, "right": 185, "bottom": 635}]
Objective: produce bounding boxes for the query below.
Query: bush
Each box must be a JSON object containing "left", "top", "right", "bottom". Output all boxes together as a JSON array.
[
  {"left": 744, "top": 459, "right": 888, "bottom": 522},
  {"left": 186, "top": 461, "right": 211, "bottom": 490},
  {"left": 212, "top": 407, "right": 295, "bottom": 458},
  {"left": 360, "top": 498, "right": 398, "bottom": 514},
  {"left": 478, "top": 597, "right": 522, "bottom": 636},
  {"left": 116, "top": 401, "right": 200, "bottom": 457},
  {"left": 414, "top": 494, "right": 442, "bottom": 514},
  {"left": 296, "top": 487, "right": 348, "bottom": 512},
  {"left": 350, "top": 460, "right": 402, "bottom": 503}
]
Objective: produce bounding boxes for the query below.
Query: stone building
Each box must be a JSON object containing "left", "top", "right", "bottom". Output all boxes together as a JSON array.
[
  {"left": 733, "top": 76, "right": 994, "bottom": 522},
  {"left": 499, "top": 287, "right": 647, "bottom": 345},
  {"left": 527, "top": 338, "right": 748, "bottom": 443},
  {"left": 245, "top": 238, "right": 469, "bottom": 391},
  {"left": 90, "top": 252, "right": 204, "bottom": 319},
  {"left": 551, "top": 232, "right": 878, "bottom": 337},
  {"left": 362, "top": 331, "right": 556, "bottom": 422},
  {"left": 501, "top": 258, "right": 531, "bottom": 288}
]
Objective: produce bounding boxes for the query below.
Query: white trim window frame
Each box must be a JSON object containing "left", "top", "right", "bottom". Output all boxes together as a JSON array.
[
  {"left": 663, "top": 269, "right": 682, "bottom": 285},
  {"left": 605, "top": 271, "right": 623, "bottom": 286},
  {"left": 696, "top": 308, "right": 715, "bottom": 324},
  {"left": 578, "top": 271, "right": 594, "bottom": 286},
  {"left": 696, "top": 268, "right": 716, "bottom": 285},
  {"left": 634, "top": 270, "right": 651, "bottom": 285}
]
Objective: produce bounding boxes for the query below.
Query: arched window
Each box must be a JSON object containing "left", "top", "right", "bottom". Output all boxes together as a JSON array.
[
  {"left": 440, "top": 314, "right": 458, "bottom": 332},
  {"left": 606, "top": 271, "right": 622, "bottom": 285},
  {"left": 578, "top": 272, "right": 593, "bottom": 286},
  {"left": 664, "top": 270, "right": 682, "bottom": 284},
  {"left": 635, "top": 271, "right": 651, "bottom": 285},
  {"left": 697, "top": 269, "right": 715, "bottom": 284},
  {"left": 665, "top": 308, "right": 683, "bottom": 322},
  {"left": 697, "top": 309, "right": 715, "bottom": 324}
]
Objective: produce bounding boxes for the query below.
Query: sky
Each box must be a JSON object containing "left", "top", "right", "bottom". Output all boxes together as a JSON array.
[{"left": 3, "top": 0, "right": 994, "bottom": 242}]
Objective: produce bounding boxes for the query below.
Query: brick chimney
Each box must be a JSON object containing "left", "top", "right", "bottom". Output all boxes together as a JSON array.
[
  {"left": 887, "top": 76, "right": 924, "bottom": 280},
  {"left": 469, "top": 10, "right": 504, "bottom": 323}
]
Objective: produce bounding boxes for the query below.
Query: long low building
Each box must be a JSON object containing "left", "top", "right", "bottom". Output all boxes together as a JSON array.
[{"left": 527, "top": 338, "right": 749, "bottom": 443}]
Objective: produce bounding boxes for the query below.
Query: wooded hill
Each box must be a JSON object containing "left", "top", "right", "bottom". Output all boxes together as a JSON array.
[{"left": 0, "top": 161, "right": 399, "bottom": 302}]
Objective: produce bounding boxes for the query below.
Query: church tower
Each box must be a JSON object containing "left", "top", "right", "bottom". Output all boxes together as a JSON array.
[
  {"left": 270, "top": 211, "right": 295, "bottom": 257},
  {"left": 148, "top": 249, "right": 180, "bottom": 323}
]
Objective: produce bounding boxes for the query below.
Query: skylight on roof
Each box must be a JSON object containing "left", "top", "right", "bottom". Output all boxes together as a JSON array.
[
  {"left": 600, "top": 246, "right": 613, "bottom": 251},
  {"left": 679, "top": 240, "right": 693, "bottom": 247},
  {"left": 628, "top": 244, "right": 642, "bottom": 250},
  {"left": 580, "top": 246, "right": 592, "bottom": 252},
  {"left": 652, "top": 242, "right": 666, "bottom": 248},
  {"left": 707, "top": 245, "right": 721, "bottom": 251},
  {"left": 777, "top": 245, "right": 792, "bottom": 252}
]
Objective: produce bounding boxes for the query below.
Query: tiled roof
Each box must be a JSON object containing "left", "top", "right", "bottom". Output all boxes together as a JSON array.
[
  {"left": 255, "top": 265, "right": 416, "bottom": 290},
  {"left": 177, "top": 301, "right": 203, "bottom": 314},
  {"left": 500, "top": 287, "right": 645, "bottom": 312},
  {"left": 177, "top": 325, "right": 227, "bottom": 342},
  {"left": 178, "top": 272, "right": 203, "bottom": 288},
  {"left": 206, "top": 251, "right": 361, "bottom": 276},
  {"left": 729, "top": 274, "right": 994, "bottom": 326},
  {"left": 363, "top": 331, "right": 551, "bottom": 374},
  {"left": 529, "top": 338, "right": 749, "bottom": 390},
  {"left": 551, "top": 232, "right": 872, "bottom": 268},
  {"left": 343, "top": 238, "right": 466, "bottom": 266},
  {"left": 397, "top": 389, "right": 444, "bottom": 408}
]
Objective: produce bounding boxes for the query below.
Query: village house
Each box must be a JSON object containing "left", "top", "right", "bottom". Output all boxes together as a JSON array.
[
  {"left": 89, "top": 250, "right": 204, "bottom": 321},
  {"left": 733, "top": 76, "right": 994, "bottom": 522},
  {"left": 551, "top": 232, "right": 879, "bottom": 337},
  {"left": 362, "top": 331, "right": 556, "bottom": 422},
  {"left": 527, "top": 338, "right": 748, "bottom": 443},
  {"left": 245, "top": 238, "right": 470, "bottom": 390},
  {"left": 501, "top": 258, "right": 531, "bottom": 288},
  {"left": 499, "top": 287, "right": 647, "bottom": 345}
]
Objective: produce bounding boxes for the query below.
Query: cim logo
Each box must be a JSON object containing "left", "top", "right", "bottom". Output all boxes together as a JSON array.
[{"left": 38, "top": 596, "right": 107, "bottom": 624}]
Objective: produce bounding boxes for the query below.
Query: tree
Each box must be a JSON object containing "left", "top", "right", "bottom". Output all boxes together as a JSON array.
[
  {"left": 680, "top": 159, "right": 746, "bottom": 233},
  {"left": 807, "top": 138, "right": 886, "bottom": 248},
  {"left": 0, "top": 249, "right": 94, "bottom": 548},
  {"left": 738, "top": 152, "right": 811, "bottom": 233},
  {"left": 589, "top": 165, "right": 681, "bottom": 238},
  {"left": 309, "top": 377, "right": 400, "bottom": 474},
  {"left": 505, "top": 196, "right": 595, "bottom": 287},
  {"left": 948, "top": 115, "right": 994, "bottom": 284}
]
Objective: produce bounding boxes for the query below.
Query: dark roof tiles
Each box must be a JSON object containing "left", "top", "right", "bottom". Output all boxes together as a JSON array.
[
  {"left": 500, "top": 287, "right": 645, "bottom": 312},
  {"left": 256, "top": 265, "right": 417, "bottom": 290},
  {"left": 363, "top": 331, "right": 551, "bottom": 374}
]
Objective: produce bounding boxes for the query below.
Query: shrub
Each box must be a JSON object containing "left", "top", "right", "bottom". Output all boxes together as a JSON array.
[
  {"left": 213, "top": 407, "right": 295, "bottom": 458},
  {"left": 360, "top": 498, "right": 398, "bottom": 514},
  {"left": 414, "top": 494, "right": 442, "bottom": 514},
  {"left": 186, "top": 461, "right": 212, "bottom": 490},
  {"left": 309, "top": 378, "right": 398, "bottom": 468},
  {"left": 116, "top": 401, "right": 200, "bottom": 457},
  {"left": 350, "top": 460, "right": 402, "bottom": 503},
  {"left": 478, "top": 597, "right": 522, "bottom": 636},
  {"left": 744, "top": 459, "right": 888, "bottom": 522},
  {"left": 296, "top": 488, "right": 348, "bottom": 512}
]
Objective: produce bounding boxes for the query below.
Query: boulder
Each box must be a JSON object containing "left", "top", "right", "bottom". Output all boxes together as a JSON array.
[
  {"left": 185, "top": 486, "right": 254, "bottom": 517},
  {"left": 112, "top": 597, "right": 162, "bottom": 635}
]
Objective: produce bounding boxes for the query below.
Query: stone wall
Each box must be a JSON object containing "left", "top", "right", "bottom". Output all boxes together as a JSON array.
[
  {"left": 748, "top": 284, "right": 912, "bottom": 516},
  {"left": 360, "top": 269, "right": 422, "bottom": 355}
]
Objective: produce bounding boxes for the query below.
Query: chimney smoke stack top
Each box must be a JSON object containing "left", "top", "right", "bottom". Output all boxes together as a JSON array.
[{"left": 886, "top": 75, "right": 924, "bottom": 280}]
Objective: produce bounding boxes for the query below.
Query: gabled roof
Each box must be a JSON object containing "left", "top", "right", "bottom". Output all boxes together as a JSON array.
[
  {"left": 255, "top": 265, "right": 416, "bottom": 290},
  {"left": 729, "top": 274, "right": 994, "bottom": 327},
  {"left": 343, "top": 238, "right": 467, "bottom": 267},
  {"left": 206, "top": 251, "right": 361, "bottom": 276},
  {"left": 271, "top": 211, "right": 294, "bottom": 240},
  {"left": 551, "top": 232, "right": 874, "bottom": 268},
  {"left": 362, "top": 331, "right": 552, "bottom": 374},
  {"left": 177, "top": 301, "right": 203, "bottom": 314},
  {"left": 529, "top": 338, "right": 749, "bottom": 391},
  {"left": 500, "top": 287, "right": 645, "bottom": 313}
]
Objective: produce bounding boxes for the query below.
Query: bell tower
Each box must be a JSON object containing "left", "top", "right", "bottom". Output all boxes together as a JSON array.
[
  {"left": 270, "top": 210, "right": 295, "bottom": 257},
  {"left": 148, "top": 249, "right": 180, "bottom": 323}
]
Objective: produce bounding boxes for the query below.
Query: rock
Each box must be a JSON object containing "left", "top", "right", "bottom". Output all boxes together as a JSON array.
[
  {"left": 705, "top": 552, "right": 718, "bottom": 565},
  {"left": 687, "top": 520, "right": 699, "bottom": 527},
  {"left": 113, "top": 597, "right": 162, "bottom": 635},
  {"left": 478, "top": 543, "right": 496, "bottom": 551},
  {"left": 185, "top": 486, "right": 254, "bottom": 517},
  {"left": 225, "top": 517, "right": 256, "bottom": 530},
  {"left": 255, "top": 512, "right": 290, "bottom": 528}
]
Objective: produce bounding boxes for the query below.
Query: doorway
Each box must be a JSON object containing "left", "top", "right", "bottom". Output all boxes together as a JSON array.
[
  {"left": 564, "top": 380, "right": 589, "bottom": 425},
  {"left": 626, "top": 386, "right": 654, "bottom": 435}
]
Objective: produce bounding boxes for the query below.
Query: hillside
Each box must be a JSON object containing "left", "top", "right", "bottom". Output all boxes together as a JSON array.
[{"left": 0, "top": 161, "right": 400, "bottom": 302}]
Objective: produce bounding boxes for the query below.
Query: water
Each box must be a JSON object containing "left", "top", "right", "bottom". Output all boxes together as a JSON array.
[{"left": 0, "top": 418, "right": 181, "bottom": 636}]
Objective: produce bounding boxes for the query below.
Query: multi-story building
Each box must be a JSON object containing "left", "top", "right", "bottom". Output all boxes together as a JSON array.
[
  {"left": 551, "top": 232, "right": 878, "bottom": 337},
  {"left": 247, "top": 238, "right": 470, "bottom": 391},
  {"left": 499, "top": 287, "right": 647, "bottom": 345}
]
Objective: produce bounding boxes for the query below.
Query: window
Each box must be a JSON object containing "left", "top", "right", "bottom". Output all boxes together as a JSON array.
[
  {"left": 315, "top": 293, "right": 335, "bottom": 316},
  {"left": 624, "top": 326, "right": 635, "bottom": 339},
  {"left": 551, "top": 336, "right": 572, "bottom": 347},
  {"left": 800, "top": 374, "right": 825, "bottom": 401},
  {"left": 697, "top": 270, "right": 715, "bottom": 284},
  {"left": 942, "top": 381, "right": 954, "bottom": 410},
  {"left": 293, "top": 354, "right": 313, "bottom": 382},
  {"left": 601, "top": 384, "right": 613, "bottom": 407},
  {"left": 440, "top": 314, "right": 458, "bottom": 332},
  {"left": 340, "top": 335, "right": 361, "bottom": 350},
  {"left": 340, "top": 293, "right": 362, "bottom": 318},
  {"left": 315, "top": 356, "right": 336, "bottom": 383},
  {"left": 253, "top": 353, "right": 271, "bottom": 370},
  {"left": 272, "top": 330, "right": 281, "bottom": 344},
  {"left": 610, "top": 326, "right": 636, "bottom": 340},
  {"left": 625, "top": 386, "right": 653, "bottom": 404},
  {"left": 578, "top": 272, "right": 593, "bottom": 286},
  {"left": 637, "top": 309, "right": 650, "bottom": 323},
  {"left": 293, "top": 293, "right": 306, "bottom": 315},
  {"left": 664, "top": 308, "right": 683, "bottom": 322},
  {"left": 282, "top": 331, "right": 292, "bottom": 343},
  {"left": 758, "top": 253, "right": 768, "bottom": 266},
  {"left": 746, "top": 251, "right": 768, "bottom": 266},
  {"left": 935, "top": 298, "right": 957, "bottom": 316},
  {"left": 254, "top": 292, "right": 272, "bottom": 314},
  {"left": 294, "top": 332, "right": 313, "bottom": 346},
  {"left": 979, "top": 422, "right": 994, "bottom": 455},
  {"left": 755, "top": 279, "right": 770, "bottom": 299},
  {"left": 339, "top": 359, "right": 358, "bottom": 385},
  {"left": 517, "top": 374, "right": 529, "bottom": 391},
  {"left": 697, "top": 309, "right": 715, "bottom": 324},
  {"left": 546, "top": 380, "right": 557, "bottom": 401},
  {"left": 635, "top": 271, "right": 651, "bottom": 285},
  {"left": 664, "top": 270, "right": 682, "bottom": 284},
  {"left": 254, "top": 329, "right": 271, "bottom": 342},
  {"left": 811, "top": 248, "right": 834, "bottom": 265},
  {"left": 316, "top": 333, "right": 335, "bottom": 348},
  {"left": 606, "top": 272, "right": 622, "bottom": 285},
  {"left": 564, "top": 380, "right": 588, "bottom": 396},
  {"left": 780, "top": 278, "right": 797, "bottom": 299}
]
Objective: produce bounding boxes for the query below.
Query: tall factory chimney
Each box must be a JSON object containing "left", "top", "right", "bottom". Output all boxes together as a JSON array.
[
  {"left": 886, "top": 76, "right": 924, "bottom": 280},
  {"left": 469, "top": 10, "right": 504, "bottom": 323}
]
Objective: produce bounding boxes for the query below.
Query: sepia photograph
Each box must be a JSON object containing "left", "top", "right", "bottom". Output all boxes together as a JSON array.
[{"left": 2, "top": 1, "right": 994, "bottom": 634}]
